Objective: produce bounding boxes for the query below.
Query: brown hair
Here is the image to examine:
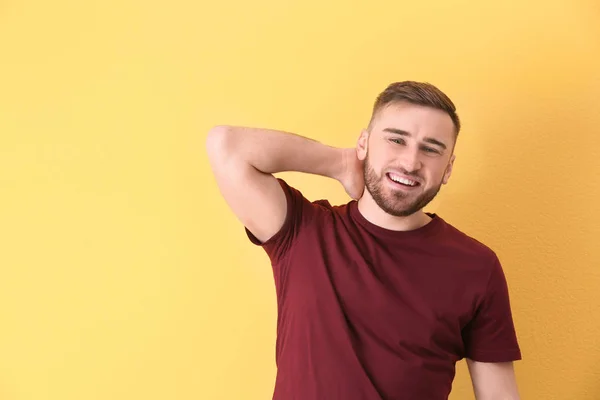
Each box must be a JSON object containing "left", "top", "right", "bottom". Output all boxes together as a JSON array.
[{"left": 369, "top": 81, "right": 461, "bottom": 135}]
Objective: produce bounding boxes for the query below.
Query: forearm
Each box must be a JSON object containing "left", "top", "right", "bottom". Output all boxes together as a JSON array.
[
  {"left": 206, "top": 125, "right": 344, "bottom": 180},
  {"left": 468, "top": 360, "right": 520, "bottom": 400}
]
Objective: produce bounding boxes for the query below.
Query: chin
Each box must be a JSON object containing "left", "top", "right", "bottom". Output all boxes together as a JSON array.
[{"left": 378, "top": 199, "right": 420, "bottom": 217}]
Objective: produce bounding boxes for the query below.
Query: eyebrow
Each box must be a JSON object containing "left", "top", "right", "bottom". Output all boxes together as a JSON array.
[{"left": 383, "top": 128, "right": 447, "bottom": 150}]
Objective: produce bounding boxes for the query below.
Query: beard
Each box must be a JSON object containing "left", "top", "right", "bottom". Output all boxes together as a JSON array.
[{"left": 363, "top": 153, "right": 443, "bottom": 217}]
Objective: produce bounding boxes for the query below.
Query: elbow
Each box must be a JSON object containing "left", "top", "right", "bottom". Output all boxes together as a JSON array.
[
  {"left": 205, "top": 125, "right": 234, "bottom": 160},
  {"left": 206, "top": 125, "right": 231, "bottom": 148}
]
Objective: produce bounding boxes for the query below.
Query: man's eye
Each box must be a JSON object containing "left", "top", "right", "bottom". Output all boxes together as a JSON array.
[
  {"left": 390, "top": 138, "right": 405, "bottom": 145},
  {"left": 423, "top": 147, "right": 439, "bottom": 154}
]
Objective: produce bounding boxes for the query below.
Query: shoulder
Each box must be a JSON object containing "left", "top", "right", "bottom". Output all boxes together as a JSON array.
[
  {"left": 275, "top": 178, "right": 350, "bottom": 222},
  {"left": 437, "top": 217, "right": 500, "bottom": 267},
  {"left": 277, "top": 178, "right": 348, "bottom": 209},
  {"left": 437, "top": 220, "right": 515, "bottom": 314}
]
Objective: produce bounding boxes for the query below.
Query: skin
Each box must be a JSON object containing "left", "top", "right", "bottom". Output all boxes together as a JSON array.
[{"left": 351, "top": 101, "right": 457, "bottom": 231}]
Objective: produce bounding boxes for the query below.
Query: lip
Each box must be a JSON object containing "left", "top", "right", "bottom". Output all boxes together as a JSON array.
[
  {"left": 385, "top": 174, "right": 422, "bottom": 191},
  {"left": 385, "top": 171, "right": 423, "bottom": 186}
]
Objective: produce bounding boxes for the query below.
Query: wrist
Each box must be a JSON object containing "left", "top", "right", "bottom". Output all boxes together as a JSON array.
[{"left": 330, "top": 147, "right": 349, "bottom": 182}]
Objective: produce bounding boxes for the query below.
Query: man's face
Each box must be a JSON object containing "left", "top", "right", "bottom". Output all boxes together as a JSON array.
[{"left": 357, "top": 102, "right": 457, "bottom": 217}]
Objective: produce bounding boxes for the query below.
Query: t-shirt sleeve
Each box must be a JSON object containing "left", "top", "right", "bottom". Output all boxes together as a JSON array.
[
  {"left": 462, "top": 256, "right": 522, "bottom": 362},
  {"left": 244, "top": 178, "right": 316, "bottom": 265}
]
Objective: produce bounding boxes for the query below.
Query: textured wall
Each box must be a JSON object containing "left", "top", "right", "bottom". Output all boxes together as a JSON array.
[{"left": 1, "top": 0, "right": 599, "bottom": 399}]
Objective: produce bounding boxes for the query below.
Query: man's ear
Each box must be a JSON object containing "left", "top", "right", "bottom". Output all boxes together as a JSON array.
[
  {"left": 357, "top": 129, "right": 369, "bottom": 161},
  {"left": 442, "top": 154, "right": 456, "bottom": 185}
]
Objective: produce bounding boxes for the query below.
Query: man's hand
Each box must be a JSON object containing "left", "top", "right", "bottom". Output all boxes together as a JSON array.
[{"left": 339, "top": 148, "right": 365, "bottom": 200}]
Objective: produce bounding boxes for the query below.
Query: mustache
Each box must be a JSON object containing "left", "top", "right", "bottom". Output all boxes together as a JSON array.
[
  {"left": 395, "top": 169, "right": 423, "bottom": 179},
  {"left": 363, "top": 154, "right": 425, "bottom": 181},
  {"left": 378, "top": 167, "right": 425, "bottom": 181}
]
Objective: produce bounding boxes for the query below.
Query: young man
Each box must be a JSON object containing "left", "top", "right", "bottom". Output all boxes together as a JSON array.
[{"left": 206, "top": 81, "right": 522, "bottom": 400}]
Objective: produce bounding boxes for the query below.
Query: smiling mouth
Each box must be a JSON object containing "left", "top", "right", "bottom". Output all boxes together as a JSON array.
[{"left": 386, "top": 173, "right": 421, "bottom": 188}]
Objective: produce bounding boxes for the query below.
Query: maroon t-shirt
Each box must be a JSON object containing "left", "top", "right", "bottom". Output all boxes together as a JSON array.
[{"left": 245, "top": 179, "right": 521, "bottom": 400}]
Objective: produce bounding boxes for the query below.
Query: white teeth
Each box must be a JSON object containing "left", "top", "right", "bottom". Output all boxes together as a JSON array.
[{"left": 389, "top": 174, "right": 417, "bottom": 186}]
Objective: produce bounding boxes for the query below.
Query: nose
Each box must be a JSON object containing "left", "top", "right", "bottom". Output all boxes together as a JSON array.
[{"left": 397, "top": 147, "right": 422, "bottom": 173}]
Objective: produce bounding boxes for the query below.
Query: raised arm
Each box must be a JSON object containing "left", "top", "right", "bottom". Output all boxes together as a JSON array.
[{"left": 205, "top": 125, "right": 358, "bottom": 243}]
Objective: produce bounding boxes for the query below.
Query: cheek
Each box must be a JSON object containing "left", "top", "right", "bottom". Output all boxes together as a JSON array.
[
  {"left": 365, "top": 148, "right": 383, "bottom": 168},
  {"left": 423, "top": 162, "right": 448, "bottom": 183},
  {"left": 370, "top": 157, "right": 391, "bottom": 176}
]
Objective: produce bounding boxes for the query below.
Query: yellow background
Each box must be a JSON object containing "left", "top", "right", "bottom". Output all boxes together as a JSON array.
[{"left": 1, "top": 0, "right": 599, "bottom": 399}]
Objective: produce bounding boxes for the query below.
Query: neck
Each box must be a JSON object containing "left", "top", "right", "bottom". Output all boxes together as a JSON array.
[{"left": 357, "top": 191, "right": 432, "bottom": 231}]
